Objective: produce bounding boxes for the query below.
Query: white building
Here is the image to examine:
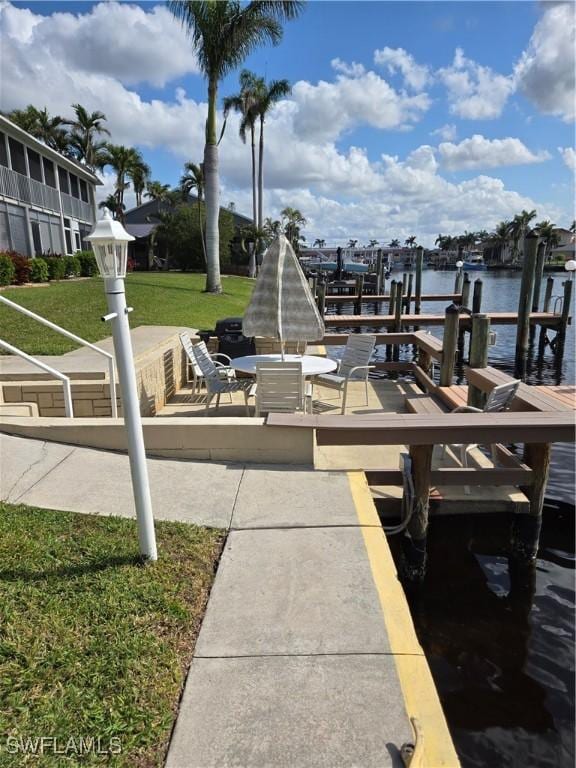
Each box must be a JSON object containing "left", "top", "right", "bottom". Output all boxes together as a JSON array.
[{"left": 0, "top": 115, "right": 100, "bottom": 257}]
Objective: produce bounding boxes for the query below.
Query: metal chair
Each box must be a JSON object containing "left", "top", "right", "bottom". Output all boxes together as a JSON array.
[
  {"left": 191, "top": 341, "right": 253, "bottom": 415},
  {"left": 444, "top": 378, "right": 521, "bottom": 491},
  {"left": 315, "top": 334, "right": 376, "bottom": 414},
  {"left": 254, "top": 361, "right": 312, "bottom": 417},
  {"left": 179, "top": 334, "right": 234, "bottom": 396}
]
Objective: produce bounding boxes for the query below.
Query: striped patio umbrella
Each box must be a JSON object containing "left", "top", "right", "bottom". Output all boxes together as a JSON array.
[{"left": 243, "top": 235, "right": 325, "bottom": 356}]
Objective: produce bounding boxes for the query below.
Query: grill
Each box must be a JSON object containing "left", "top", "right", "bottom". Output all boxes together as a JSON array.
[{"left": 211, "top": 317, "right": 255, "bottom": 359}]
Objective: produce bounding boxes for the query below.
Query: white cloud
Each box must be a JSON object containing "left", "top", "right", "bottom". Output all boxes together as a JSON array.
[
  {"left": 373, "top": 46, "right": 430, "bottom": 91},
  {"left": 438, "top": 48, "right": 515, "bottom": 119},
  {"left": 514, "top": 3, "right": 575, "bottom": 122},
  {"left": 290, "top": 69, "right": 431, "bottom": 142},
  {"left": 0, "top": 1, "right": 198, "bottom": 88},
  {"left": 330, "top": 58, "right": 365, "bottom": 78},
  {"left": 439, "top": 135, "right": 550, "bottom": 171},
  {"left": 431, "top": 123, "right": 457, "bottom": 141},
  {"left": 558, "top": 147, "right": 576, "bottom": 173}
]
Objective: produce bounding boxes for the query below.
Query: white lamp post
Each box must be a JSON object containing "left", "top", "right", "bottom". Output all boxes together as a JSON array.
[
  {"left": 565, "top": 259, "right": 576, "bottom": 281},
  {"left": 86, "top": 211, "right": 157, "bottom": 561}
]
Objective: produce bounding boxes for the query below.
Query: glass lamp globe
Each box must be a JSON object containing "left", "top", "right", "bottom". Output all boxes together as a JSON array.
[
  {"left": 456, "top": 260, "right": 464, "bottom": 269},
  {"left": 86, "top": 210, "right": 135, "bottom": 279},
  {"left": 565, "top": 259, "right": 576, "bottom": 272}
]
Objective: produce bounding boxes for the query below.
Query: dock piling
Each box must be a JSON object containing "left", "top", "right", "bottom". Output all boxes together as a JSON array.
[
  {"left": 316, "top": 278, "right": 326, "bottom": 317},
  {"left": 403, "top": 444, "right": 434, "bottom": 582},
  {"left": 468, "top": 314, "right": 490, "bottom": 409},
  {"left": 439, "top": 303, "right": 460, "bottom": 386},
  {"left": 511, "top": 442, "right": 551, "bottom": 561},
  {"left": 394, "top": 281, "right": 403, "bottom": 333},
  {"left": 532, "top": 240, "right": 546, "bottom": 312},
  {"left": 405, "top": 273, "right": 413, "bottom": 314},
  {"left": 354, "top": 275, "right": 364, "bottom": 315},
  {"left": 543, "top": 277, "right": 554, "bottom": 312},
  {"left": 554, "top": 278, "right": 573, "bottom": 362},
  {"left": 376, "top": 252, "right": 383, "bottom": 295},
  {"left": 472, "top": 278, "right": 483, "bottom": 314},
  {"left": 415, "top": 246, "right": 423, "bottom": 316},
  {"left": 461, "top": 274, "right": 471, "bottom": 309},
  {"left": 514, "top": 231, "right": 539, "bottom": 379}
]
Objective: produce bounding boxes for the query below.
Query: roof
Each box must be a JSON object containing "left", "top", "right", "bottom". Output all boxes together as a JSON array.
[
  {"left": 124, "top": 196, "right": 252, "bottom": 229},
  {"left": 0, "top": 115, "right": 102, "bottom": 186},
  {"left": 124, "top": 223, "right": 156, "bottom": 239}
]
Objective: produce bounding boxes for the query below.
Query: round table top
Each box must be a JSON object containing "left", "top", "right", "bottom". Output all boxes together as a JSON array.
[{"left": 231, "top": 353, "right": 337, "bottom": 377}]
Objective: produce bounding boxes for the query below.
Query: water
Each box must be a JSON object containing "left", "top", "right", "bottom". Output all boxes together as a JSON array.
[{"left": 327, "top": 269, "right": 575, "bottom": 767}]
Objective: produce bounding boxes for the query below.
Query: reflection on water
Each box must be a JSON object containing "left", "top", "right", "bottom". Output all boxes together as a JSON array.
[{"left": 326, "top": 269, "right": 575, "bottom": 767}]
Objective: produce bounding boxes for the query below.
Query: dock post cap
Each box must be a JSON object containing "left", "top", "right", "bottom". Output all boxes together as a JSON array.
[{"left": 445, "top": 302, "right": 460, "bottom": 314}]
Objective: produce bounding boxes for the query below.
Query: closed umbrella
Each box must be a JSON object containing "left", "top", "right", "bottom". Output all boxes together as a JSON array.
[{"left": 243, "top": 235, "right": 325, "bottom": 358}]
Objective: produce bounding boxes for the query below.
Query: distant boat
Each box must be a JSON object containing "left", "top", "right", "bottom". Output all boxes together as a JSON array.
[{"left": 463, "top": 254, "right": 487, "bottom": 271}]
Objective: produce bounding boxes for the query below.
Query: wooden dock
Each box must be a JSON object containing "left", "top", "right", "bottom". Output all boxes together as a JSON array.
[{"left": 323, "top": 311, "right": 568, "bottom": 328}]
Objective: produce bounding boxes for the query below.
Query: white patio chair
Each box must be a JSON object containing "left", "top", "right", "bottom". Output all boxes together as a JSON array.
[
  {"left": 192, "top": 341, "right": 253, "bottom": 415},
  {"left": 443, "top": 378, "right": 521, "bottom": 492},
  {"left": 315, "top": 334, "right": 376, "bottom": 414},
  {"left": 179, "top": 334, "right": 234, "bottom": 396},
  {"left": 254, "top": 361, "right": 312, "bottom": 417}
]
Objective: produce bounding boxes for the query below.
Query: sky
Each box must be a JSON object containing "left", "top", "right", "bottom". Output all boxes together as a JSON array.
[{"left": 0, "top": 0, "right": 574, "bottom": 247}]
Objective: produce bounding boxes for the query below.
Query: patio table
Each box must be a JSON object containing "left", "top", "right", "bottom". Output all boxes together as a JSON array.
[{"left": 231, "top": 354, "right": 337, "bottom": 378}]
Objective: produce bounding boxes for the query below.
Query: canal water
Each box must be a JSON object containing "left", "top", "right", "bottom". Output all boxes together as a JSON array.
[{"left": 326, "top": 269, "right": 575, "bottom": 768}]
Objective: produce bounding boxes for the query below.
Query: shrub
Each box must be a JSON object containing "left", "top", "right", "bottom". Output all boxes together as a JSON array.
[
  {"left": 64, "top": 255, "right": 81, "bottom": 278},
  {"left": 127, "top": 256, "right": 136, "bottom": 273},
  {"left": 30, "top": 258, "right": 49, "bottom": 283},
  {"left": 0, "top": 253, "right": 15, "bottom": 286},
  {"left": 44, "top": 255, "right": 66, "bottom": 281},
  {"left": 76, "top": 250, "right": 98, "bottom": 277},
  {"left": 9, "top": 252, "right": 32, "bottom": 284}
]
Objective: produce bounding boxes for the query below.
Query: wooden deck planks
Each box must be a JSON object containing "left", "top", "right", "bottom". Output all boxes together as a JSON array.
[{"left": 324, "top": 312, "right": 567, "bottom": 328}]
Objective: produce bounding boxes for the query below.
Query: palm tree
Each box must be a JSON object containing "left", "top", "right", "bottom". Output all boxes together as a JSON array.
[
  {"left": 281, "top": 206, "right": 306, "bottom": 250},
  {"left": 510, "top": 209, "right": 537, "bottom": 260},
  {"left": 405, "top": 235, "right": 417, "bottom": 248},
  {"left": 388, "top": 239, "right": 400, "bottom": 248},
  {"left": 347, "top": 239, "right": 358, "bottom": 248},
  {"left": 263, "top": 216, "right": 282, "bottom": 238},
  {"left": 8, "top": 106, "right": 68, "bottom": 151},
  {"left": 65, "top": 104, "right": 110, "bottom": 169},
  {"left": 570, "top": 220, "right": 576, "bottom": 233},
  {"left": 534, "top": 220, "right": 560, "bottom": 262},
  {"left": 489, "top": 220, "right": 512, "bottom": 263},
  {"left": 98, "top": 194, "right": 125, "bottom": 219},
  {"left": 253, "top": 77, "right": 291, "bottom": 229},
  {"left": 223, "top": 69, "right": 264, "bottom": 226},
  {"left": 102, "top": 144, "right": 146, "bottom": 221},
  {"left": 367, "top": 239, "right": 379, "bottom": 248},
  {"left": 168, "top": 0, "right": 304, "bottom": 294},
  {"left": 8, "top": 105, "right": 41, "bottom": 134},
  {"left": 180, "top": 162, "right": 207, "bottom": 268},
  {"left": 145, "top": 181, "right": 172, "bottom": 202},
  {"left": 129, "top": 162, "right": 150, "bottom": 207},
  {"left": 313, "top": 238, "right": 325, "bottom": 248}
]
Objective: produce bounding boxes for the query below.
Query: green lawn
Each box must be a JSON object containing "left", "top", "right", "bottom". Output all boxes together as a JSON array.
[
  {"left": 0, "top": 503, "right": 224, "bottom": 767},
  {"left": 0, "top": 272, "right": 254, "bottom": 355}
]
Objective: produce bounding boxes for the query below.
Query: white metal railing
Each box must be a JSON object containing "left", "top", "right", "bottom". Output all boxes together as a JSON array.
[
  {"left": 0, "top": 295, "right": 118, "bottom": 417},
  {"left": 0, "top": 165, "right": 60, "bottom": 213},
  {"left": 61, "top": 191, "right": 93, "bottom": 222},
  {"left": 0, "top": 339, "right": 74, "bottom": 417}
]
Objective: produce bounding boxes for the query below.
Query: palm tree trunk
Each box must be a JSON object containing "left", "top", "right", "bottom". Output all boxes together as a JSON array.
[
  {"left": 198, "top": 198, "right": 207, "bottom": 268},
  {"left": 251, "top": 124, "right": 257, "bottom": 226},
  {"left": 257, "top": 114, "right": 264, "bottom": 230},
  {"left": 204, "top": 77, "right": 222, "bottom": 293}
]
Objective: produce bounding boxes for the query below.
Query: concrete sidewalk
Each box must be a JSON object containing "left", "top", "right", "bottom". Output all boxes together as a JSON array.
[{"left": 0, "top": 433, "right": 459, "bottom": 767}]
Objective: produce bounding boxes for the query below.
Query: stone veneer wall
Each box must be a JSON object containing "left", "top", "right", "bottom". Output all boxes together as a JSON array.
[{"left": 1, "top": 332, "right": 188, "bottom": 418}]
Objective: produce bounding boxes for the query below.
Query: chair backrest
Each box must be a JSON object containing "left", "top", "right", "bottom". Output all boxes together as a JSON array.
[
  {"left": 179, "top": 332, "right": 202, "bottom": 377},
  {"left": 339, "top": 334, "right": 376, "bottom": 378},
  {"left": 191, "top": 341, "right": 221, "bottom": 383},
  {"left": 255, "top": 362, "right": 304, "bottom": 415},
  {"left": 484, "top": 379, "right": 521, "bottom": 412}
]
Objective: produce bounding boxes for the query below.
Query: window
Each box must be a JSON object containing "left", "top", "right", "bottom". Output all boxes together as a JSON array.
[
  {"left": 69, "top": 173, "right": 79, "bottom": 199},
  {"left": 79, "top": 179, "right": 89, "bottom": 203},
  {"left": 31, "top": 221, "right": 42, "bottom": 255},
  {"left": 8, "top": 138, "right": 26, "bottom": 175},
  {"left": 58, "top": 167, "right": 70, "bottom": 195},
  {"left": 27, "top": 149, "right": 43, "bottom": 183},
  {"left": 43, "top": 158, "right": 56, "bottom": 188},
  {"left": 74, "top": 231, "right": 81, "bottom": 251},
  {"left": 64, "top": 229, "right": 72, "bottom": 254},
  {"left": 0, "top": 133, "right": 8, "bottom": 167}
]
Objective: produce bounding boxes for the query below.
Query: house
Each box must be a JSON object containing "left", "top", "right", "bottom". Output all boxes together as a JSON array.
[
  {"left": 123, "top": 198, "right": 252, "bottom": 269},
  {"left": 0, "top": 115, "right": 100, "bottom": 258}
]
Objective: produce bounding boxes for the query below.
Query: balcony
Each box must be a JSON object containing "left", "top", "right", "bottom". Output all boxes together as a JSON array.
[{"left": 0, "top": 165, "right": 93, "bottom": 222}]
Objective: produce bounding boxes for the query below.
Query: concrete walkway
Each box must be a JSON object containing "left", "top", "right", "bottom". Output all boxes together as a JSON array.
[{"left": 0, "top": 433, "right": 459, "bottom": 767}]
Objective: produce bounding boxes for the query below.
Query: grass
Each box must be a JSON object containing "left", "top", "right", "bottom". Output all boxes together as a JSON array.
[
  {"left": 0, "top": 272, "right": 254, "bottom": 355},
  {"left": 0, "top": 503, "right": 224, "bottom": 767}
]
